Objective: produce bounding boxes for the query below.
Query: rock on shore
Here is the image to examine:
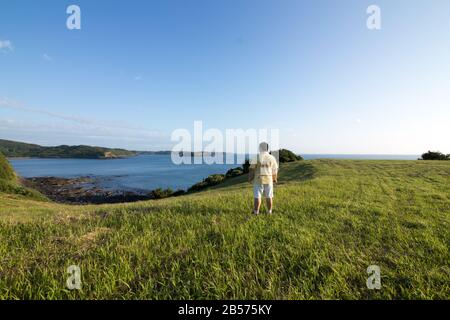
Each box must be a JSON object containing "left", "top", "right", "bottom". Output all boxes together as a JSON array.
[{"left": 23, "top": 176, "right": 152, "bottom": 204}]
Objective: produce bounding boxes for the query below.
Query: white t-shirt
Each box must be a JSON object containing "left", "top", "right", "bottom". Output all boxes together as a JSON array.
[{"left": 250, "top": 152, "right": 279, "bottom": 185}]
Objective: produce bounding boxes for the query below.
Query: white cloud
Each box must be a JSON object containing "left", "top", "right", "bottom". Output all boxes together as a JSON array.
[
  {"left": 0, "top": 119, "right": 172, "bottom": 150},
  {"left": 0, "top": 40, "right": 13, "bottom": 52},
  {"left": 42, "top": 53, "right": 52, "bottom": 62},
  {"left": 134, "top": 75, "right": 142, "bottom": 81},
  {"left": 0, "top": 96, "right": 167, "bottom": 145},
  {"left": 0, "top": 96, "right": 96, "bottom": 125}
]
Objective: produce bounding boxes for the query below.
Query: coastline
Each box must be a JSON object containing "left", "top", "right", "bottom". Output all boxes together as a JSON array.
[
  {"left": 7, "top": 155, "right": 136, "bottom": 160},
  {"left": 22, "top": 176, "right": 174, "bottom": 204},
  {"left": 10, "top": 155, "right": 421, "bottom": 204}
]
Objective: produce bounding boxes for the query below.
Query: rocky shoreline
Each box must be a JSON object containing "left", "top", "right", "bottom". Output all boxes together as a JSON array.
[
  {"left": 20, "top": 165, "right": 246, "bottom": 205},
  {"left": 23, "top": 176, "right": 153, "bottom": 204}
]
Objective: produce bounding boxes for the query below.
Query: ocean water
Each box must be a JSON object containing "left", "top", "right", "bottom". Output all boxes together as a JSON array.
[
  {"left": 9, "top": 154, "right": 419, "bottom": 192},
  {"left": 10, "top": 155, "right": 235, "bottom": 192}
]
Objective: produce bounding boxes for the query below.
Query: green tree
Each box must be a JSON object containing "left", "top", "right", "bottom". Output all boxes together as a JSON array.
[
  {"left": 272, "top": 149, "right": 303, "bottom": 163},
  {"left": 419, "top": 151, "right": 449, "bottom": 160},
  {"left": 242, "top": 160, "right": 250, "bottom": 173}
]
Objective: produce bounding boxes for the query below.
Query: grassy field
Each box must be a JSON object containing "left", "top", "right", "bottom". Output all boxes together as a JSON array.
[{"left": 0, "top": 159, "right": 449, "bottom": 299}]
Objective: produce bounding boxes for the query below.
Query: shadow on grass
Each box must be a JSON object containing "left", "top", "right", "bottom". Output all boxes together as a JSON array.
[{"left": 277, "top": 162, "right": 317, "bottom": 184}]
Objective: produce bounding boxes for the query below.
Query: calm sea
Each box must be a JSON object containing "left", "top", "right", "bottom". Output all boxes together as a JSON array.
[{"left": 9, "top": 154, "right": 419, "bottom": 192}]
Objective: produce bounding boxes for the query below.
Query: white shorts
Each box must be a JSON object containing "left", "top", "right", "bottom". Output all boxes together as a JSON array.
[{"left": 253, "top": 184, "right": 274, "bottom": 199}]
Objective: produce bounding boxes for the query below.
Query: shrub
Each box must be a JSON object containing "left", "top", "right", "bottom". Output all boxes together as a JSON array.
[
  {"left": 226, "top": 167, "right": 244, "bottom": 178},
  {"left": 172, "top": 189, "right": 186, "bottom": 197},
  {"left": 150, "top": 188, "right": 174, "bottom": 199},
  {"left": 188, "top": 181, "right": 208, "bottom": 192},
  {"left": 272, "top": 149, "right": 303, "bottom": 163},
  {"left": 419, "top": 151, "right": 449, "bottom": 160},
  {"left": 205, "top": 174, "right": 225, "bottom": 185},
  {"left": 188, "top": 174, "right": 225, "bottom": 192}
]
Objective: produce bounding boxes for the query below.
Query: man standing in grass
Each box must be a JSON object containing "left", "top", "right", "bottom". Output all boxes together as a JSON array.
[{"left": 248, "top": 142, "right": 279, "bottom": 215}]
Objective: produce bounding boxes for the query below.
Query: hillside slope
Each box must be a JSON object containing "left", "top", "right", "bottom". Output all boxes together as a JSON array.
[
  {"left": 0, "top": 160, "right": 449, "bottom": 299},
  {"left": 0, "top": 139, "right": 136, "bottom": 159},
  {"left": 0, "top": 152, "right": 15, "bottom": 181},
  {"left": 0, "top": 152, "right": 47, "bottom": 201}
]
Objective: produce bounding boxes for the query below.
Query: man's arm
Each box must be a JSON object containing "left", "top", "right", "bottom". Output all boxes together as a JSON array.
[
  {"left": 272, "top": 159, "right": 278, "bottom": 184},
  {"left": 248, "top": 168, "right": 255, "bottom": 183}
]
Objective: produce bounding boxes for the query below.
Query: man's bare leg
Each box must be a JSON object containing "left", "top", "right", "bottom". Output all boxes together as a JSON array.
[
  {"left": 265, "top": 197, "right": 273, "bottom": 214},
  {"left": 253, "top": 198, "right": 261, "bottom": 214}
]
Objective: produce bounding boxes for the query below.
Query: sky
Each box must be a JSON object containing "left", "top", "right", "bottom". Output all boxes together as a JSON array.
[{"left": 1, "top": 0, "right": 449, "bottom": 154}]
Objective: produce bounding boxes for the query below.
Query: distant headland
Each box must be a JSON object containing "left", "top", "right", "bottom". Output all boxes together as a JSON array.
[
  {"left": 0, "top": 139, "right": 236, "bottom": 159},
  {"left": 0, "top": 139, "right": 138, "bottom": 159}
]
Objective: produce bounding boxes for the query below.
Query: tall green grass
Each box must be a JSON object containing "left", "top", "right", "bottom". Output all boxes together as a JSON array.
[
  {"left": 0, "top": 153, "right": 47, "bottom": 201},
  {"left": 0, "top": 160, "right": 448, "bottom": 299},
  {"left": 0, "top": 152, "right": 15, "bottom": 181}
]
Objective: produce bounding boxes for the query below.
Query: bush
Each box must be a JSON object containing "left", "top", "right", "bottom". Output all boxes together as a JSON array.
[
  {"left": 226, "top": 167, "right": 244, "bottom": 178},
  {"left": 271, "top": 149, "right": 303, "bottom": 163},
  {"left": 188, "top": 174, "right": 225, "bottom": 192},
  {"left": 149, "top": 188, "right": 174, "bottom": 199},
  {"left": 242, "top": 160, "right": 250, "bottom": 173},
  {"left": 241, "top": 149, "right": 302, "bottom": 173},
  {"left": 188, "top": 181, "right": 208, "bottom": 192},
  {"left": 147, "top": 188, "right": 185, "bottom": 200},
  {"left": 172, "top": 189, "right": 186, "bottom": 197},
  {"left": 205, "top": 174, "right": 225, "bottom": 185},
  {"left": 419, "top": 151, "right": 449, "bottom": 160}
]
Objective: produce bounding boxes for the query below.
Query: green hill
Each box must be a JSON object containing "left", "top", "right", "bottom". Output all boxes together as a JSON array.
[
  {"left": 0, "top": 152, "right": 47, "bottom": 200},
  {"left": 0, "top": 152, "right": 15, "bottom": 181},
  {"left": 0, "top": 160, "right": 449, "bottom": 299},
  {"left": 0, "top": 139, "right": 136, "bottom": 159}
]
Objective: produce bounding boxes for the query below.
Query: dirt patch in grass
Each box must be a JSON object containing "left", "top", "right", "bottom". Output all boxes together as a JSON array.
[{"left": 78, "top": 227, "right": 112, "bottom": 249}]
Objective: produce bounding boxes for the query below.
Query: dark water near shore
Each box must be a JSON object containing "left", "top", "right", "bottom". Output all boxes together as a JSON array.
[{"left": 9, "top": 154, "right": 418, "bottom": 192}]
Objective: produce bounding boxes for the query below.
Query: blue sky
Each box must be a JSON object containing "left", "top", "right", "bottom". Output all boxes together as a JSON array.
[{"left": 1, "top": 0, "right": 449, "bottom": 153}]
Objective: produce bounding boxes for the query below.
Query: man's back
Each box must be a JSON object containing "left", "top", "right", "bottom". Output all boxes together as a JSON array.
[{"left": 250, "top": 151, "right": 278, "bottom": 185}]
